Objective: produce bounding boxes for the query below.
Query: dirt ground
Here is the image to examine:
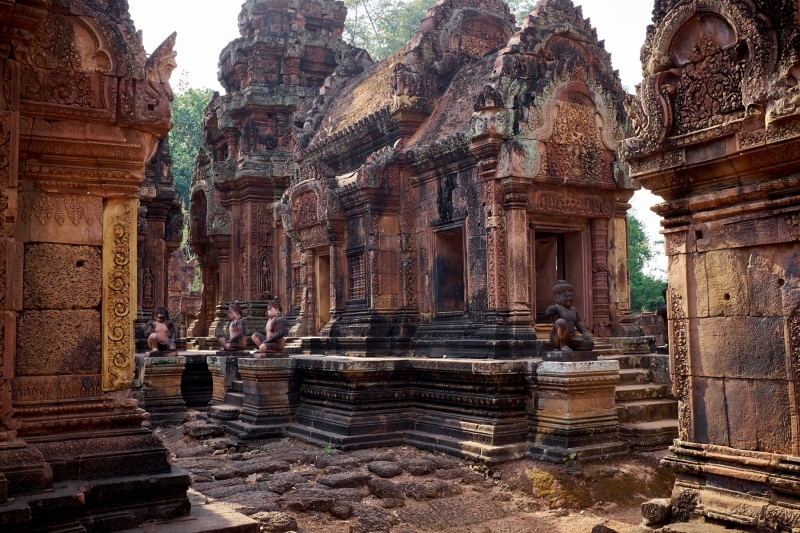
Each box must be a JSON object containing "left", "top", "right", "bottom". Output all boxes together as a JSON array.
[{"left": 158, "top": 421, "right": 675, "bottom": 533}]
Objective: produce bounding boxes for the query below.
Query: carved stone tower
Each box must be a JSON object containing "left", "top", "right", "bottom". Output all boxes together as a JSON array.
[{"left": 188, "top": 0, "right": 369, "bottom": 342}]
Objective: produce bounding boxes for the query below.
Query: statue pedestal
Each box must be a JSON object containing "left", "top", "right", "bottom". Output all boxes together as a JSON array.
[
  {"left": 224, "top": 357, "right": 298, "bottom": 439},
  {"left": 206, "top": 352, "right": 251, "bottom": 424},
  {"left": 133, "top": 354, "right": 187, "bottom": 425},
  {"left": 528, "top": 360, "right": 627, "bottom": 462}
]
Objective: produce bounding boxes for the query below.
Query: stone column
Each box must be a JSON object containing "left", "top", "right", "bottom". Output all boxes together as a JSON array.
[
  {"left": 590, "top": 218, "right": 612, "bottom": 336},
  {"left": 503, "top": 179, "right": 532, "bottom": 325}
]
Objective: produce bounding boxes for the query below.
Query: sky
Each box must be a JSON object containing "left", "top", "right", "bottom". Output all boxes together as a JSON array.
[{"left": 127, "top": 0, "right": 666, "bottom": 273}]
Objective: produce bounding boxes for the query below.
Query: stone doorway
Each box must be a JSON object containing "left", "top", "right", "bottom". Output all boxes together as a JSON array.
[
  {"left": 315, "top": 253, "right": 331, "bottom": 332},
  {"left": 434, "top": 226, "right": 466, "bottom": 316},
  {"left": 531, "top": 229, "right": 590, "bottom": 330}
]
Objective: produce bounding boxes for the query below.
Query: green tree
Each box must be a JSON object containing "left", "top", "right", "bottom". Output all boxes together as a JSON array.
[
  {"left": 627, "top": 213, "right": 667, "bottom": 312},
  {"left": 343, "top": 0, "right": 433, "bottom": 60},
  {"left": 170, "top": 74, "right": 214, "bottom": 205}
]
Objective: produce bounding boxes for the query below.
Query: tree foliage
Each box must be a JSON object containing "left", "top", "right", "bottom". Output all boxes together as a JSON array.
[
  {"left": 343, "top": 0, "right": 433, "bottom": 60},
  {"left": 170, "top": 75, "right": 214, "bottom": 205},
  {"left": 341, "top": 0, "right": 538, "bottom": 61},
  {"left": 627, "top": 213, "right": 667, "bottom": 313}
]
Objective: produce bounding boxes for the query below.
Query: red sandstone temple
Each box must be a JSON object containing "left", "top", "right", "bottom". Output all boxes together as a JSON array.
[{"left": 188, "top": 0, "right": 639, "bottom": 358}]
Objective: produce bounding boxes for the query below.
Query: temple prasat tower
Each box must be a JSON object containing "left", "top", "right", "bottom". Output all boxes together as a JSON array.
[
  {"left": 188, "top": 0, "right": 370, "bottom": 344},
  {"left": 0, "top": 0, "right": 196, "bottom": 530},
  {"left": 624, "top": 0, "right": 800, "bottom": 530},
  {"left": 191, "top": 0, "right": 639, "bottom": 359}
]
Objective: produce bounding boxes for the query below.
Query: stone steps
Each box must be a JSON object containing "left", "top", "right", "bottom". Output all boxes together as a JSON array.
[
  {"left": 617, "top": 398, "right": 679, "bottom": 425},
  {"left": 606, "top": 348, "right": 679, "bottom": 451},
  {"left": 601, "top": 354, "right": 650, "bottom": 370},
  {"left": 619, "top": 368, "right": 651, "bottom": 385},
  {"left": 223, "top": 390, "right": 244, "bottom": 408},
  {"left": 620, "top": 420, "right": 679, "bottom": 450},
  {"left": 615, "top": 383, "right": 671, "bottom": 402}
]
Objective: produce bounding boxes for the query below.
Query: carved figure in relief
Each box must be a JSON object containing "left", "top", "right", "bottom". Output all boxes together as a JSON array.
[
  {"left": 546, "top": 280, "right": 594, "bottom": 351},
  {"left": 217, "top": 301, "right": 247, "bottom": 350},
  {"left": 261, "top": 257, "right": 272, "bottom": 294},
  {"left": 251, "top": 299, "right": 286, "bottom": 355},
  {"left": 146, "top": 306, "right": 177, "bottom": 353},
  {"left": 143, "top": 264, "right": 155, "bottom": 300}
]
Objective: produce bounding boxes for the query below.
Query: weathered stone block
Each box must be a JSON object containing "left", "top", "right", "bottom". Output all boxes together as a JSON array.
[
  {"left": 641, "top": 498, "right": 671, "bottom": 525},
  {"left": 687, "top": 253, "right": 709, "bottom": 318},
  {"left": 690, "top": 317, "right": 786, "bottom": 379},
  {"left": 705, "top": 249, "right": 750, "bottom": 317},
  {"left": 753, "top": 380, "right": 792, "bottom": 454},
  {"left": 747, "top": 251, "right": 787, "bottom": 317},
  {"left": 133, "top": 355, "right": 187, "bottom": 424},
  {"left": 23, "top": 244, "right": 101, "bottom": 310},
  {"left": 16, "top": 310, "right": 101, "bottom": 376},
  {"left": 723, "top": 379, "right": 757, "bottom": 450},
  {"left": 692, "top": 377, "right": 729, "bottom": 447}
]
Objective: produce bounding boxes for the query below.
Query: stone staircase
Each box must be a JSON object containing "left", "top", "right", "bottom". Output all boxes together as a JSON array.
[
  {"left": 597, "top": 340, "right": 679, "bottom": 451},
  {"left": 207, "top": 379, "right": 244, "bottom": 422}
]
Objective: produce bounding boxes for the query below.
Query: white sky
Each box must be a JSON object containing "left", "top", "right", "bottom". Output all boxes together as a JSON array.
[{"left": 127, "top": 0, "right": 666, "bottom": 274}]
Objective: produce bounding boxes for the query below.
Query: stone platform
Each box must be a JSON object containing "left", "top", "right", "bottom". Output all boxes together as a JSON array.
[
  {"left": 117, "top": 490, "right": 257, "bottom": 533},
  {"left": 203, "top": 354, "right": 624, "bottom": 464},
  {"left": 0, "top": 467, "right": 192, "bottom": 532}
]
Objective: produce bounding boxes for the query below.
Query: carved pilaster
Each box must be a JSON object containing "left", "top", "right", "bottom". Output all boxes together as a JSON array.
[
  {"left": 504, "top": 182, "right": 531, "bottom": 324},
  {"left": 590, "top": 218, "right": 611, "bottom": 336},
  {"left": 102, "top": 199, "right": 137, "bottom": 392}
]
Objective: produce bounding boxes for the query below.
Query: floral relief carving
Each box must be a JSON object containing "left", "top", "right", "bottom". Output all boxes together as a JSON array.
[
  {"left": 545, "top": 101, "right": 608, "bottom": 184},
  {"left": 670, "top": 287, "right": 691, "bottom": 441},
  {"left": 23, "top": 192, "right": 102, "bottom": 227},
  {"left": 26, "top": 15, "right": 83, "bottom": 72},
  {"left": 786, "top": 213, "right": 800, "bottom": 240},
  {"left": 670, "top": 36, "right": 745, "bottom": 136},
  {"left": 294, "top": 192, "right": 319, "bottom": 229},
  {"left": 789, "top": 317, "right": 800, "bottom": 408},
  {"left": 102, "top": 200, "right": 136, "bottom": 392}
]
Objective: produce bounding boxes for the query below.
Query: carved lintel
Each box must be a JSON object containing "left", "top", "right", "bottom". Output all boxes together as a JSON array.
[{"left": 102, "top": 199, "right": 137, "bottom": 392}]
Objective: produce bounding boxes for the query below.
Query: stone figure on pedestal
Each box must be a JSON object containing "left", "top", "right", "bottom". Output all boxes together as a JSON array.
[
  {"left": 217, "top": 301, "right": 247, "bottom": 350},
  {"left": 546, "top": 280, "right": 594, "bottom": 352},
  {"left": 252, "top": 299, "right": 286, "bottom": 356},
  {"left": 146, "top": 306, "right": 178, "bottom": 353}
]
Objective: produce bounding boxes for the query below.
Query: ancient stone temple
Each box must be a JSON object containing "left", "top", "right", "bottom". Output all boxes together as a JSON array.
[
  {"left": 182, "top": 0, "right": 683, "bottom": 465},
  {"left": 135, "top": 136, "right": 184, "bottom": 351},
  {"left": 188, "top": 0, "right": 369, "bottom": 346},
  {"left": 0, "top": 0, "right": 197, "bottom": 530},
  {"left": 623, "top": 0, "right": 800, "bottom": 529},
  {"left": 191, "top": 0, "right": 638, "bottom": 358}
]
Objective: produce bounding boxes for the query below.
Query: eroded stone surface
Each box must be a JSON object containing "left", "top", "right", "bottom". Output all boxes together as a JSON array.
[
  {"left": 16, "top": 310, "right": 101, "bottom": 376},
  {"left": 23, "top": 244, "right": 102, "bottom": 310}
]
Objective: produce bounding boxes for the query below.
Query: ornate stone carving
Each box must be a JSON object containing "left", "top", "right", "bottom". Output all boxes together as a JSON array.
[
  {"left": 294, "top": 191, "right": 319, "bottom": 229},
  {"left": 102, "top": 199, "right": 136, "bottom": 392},
  {"left": 669, "top": 287, "right": 690, "bottom": 442},
  {"left": 670, "top": 35, "right": 745, "bottom": 137}
]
